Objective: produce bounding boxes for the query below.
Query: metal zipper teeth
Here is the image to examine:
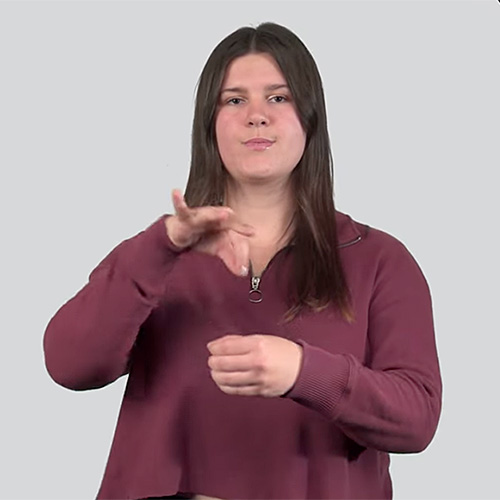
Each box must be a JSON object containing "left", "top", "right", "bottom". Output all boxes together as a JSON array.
[
  {"left": 249, "top": 276, "right": 262, "bottom": 303},
  {"left": 248, "top": 246, "right": 290, "bottom": 304}
]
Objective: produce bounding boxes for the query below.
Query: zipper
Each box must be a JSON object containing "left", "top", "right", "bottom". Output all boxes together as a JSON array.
[
  {"left": 248, "top": 246, "right": 290, "bottom": 304},
  {"left": 247, "top": 231, "right": 366, "bottom": 303},
  {"left": 249, "top": 275, "right": 262, "bottom": 303}
]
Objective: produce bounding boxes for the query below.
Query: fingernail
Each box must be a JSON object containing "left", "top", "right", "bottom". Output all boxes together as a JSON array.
[{"left": 240, "top": 265, "right": 248, "bottom": 276}]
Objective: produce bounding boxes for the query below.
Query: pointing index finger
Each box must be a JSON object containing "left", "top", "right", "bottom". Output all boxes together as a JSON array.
[{"left": 171, "top": 189, "right": 191, "bottom": 219}]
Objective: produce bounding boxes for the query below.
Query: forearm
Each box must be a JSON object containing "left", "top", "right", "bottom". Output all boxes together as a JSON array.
[
  {"left": 43, "top": 214, "right": 183, "bottom": 390},
  {"left": 284, "top": 341, "right": 441, "bottom": 453},
  {"left": 283, "top": 233, "right": 442, "bottom": 453}
]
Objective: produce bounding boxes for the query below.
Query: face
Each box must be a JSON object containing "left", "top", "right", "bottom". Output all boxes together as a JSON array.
[{"left": 215, "top": 52, "right": 306, "bottom": 187}]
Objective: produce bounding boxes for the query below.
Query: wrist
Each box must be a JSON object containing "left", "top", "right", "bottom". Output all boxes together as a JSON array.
[{"left": 165, "top": 216, "right": 190, "bottom": 249}]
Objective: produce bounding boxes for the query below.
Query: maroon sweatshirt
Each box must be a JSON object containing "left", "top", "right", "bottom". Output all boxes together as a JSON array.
[{"left": 43, "top": 211, "right": 442, "bottom": 500}]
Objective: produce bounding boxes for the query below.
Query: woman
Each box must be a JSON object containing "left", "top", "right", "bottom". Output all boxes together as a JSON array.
[{"left": 43, "top": 22, "right": 442, "bottom": 500}]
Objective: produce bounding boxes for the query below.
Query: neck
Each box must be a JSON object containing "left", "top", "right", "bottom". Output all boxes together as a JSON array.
[{"left": 224, "top": 179, "right": 295, "bottom": 246}]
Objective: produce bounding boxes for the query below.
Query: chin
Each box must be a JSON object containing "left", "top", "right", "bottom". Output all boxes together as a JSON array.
[{"left": 225, "top": 161, "right": 293, "bottom": 184}]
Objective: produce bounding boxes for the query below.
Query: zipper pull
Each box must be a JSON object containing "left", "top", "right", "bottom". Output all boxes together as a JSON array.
[{"left": 249, "top": 275, "right": 263, "bottom": 303}]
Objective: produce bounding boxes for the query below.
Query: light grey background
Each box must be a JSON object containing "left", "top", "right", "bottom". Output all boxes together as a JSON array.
[{"left": 1, "top": 0, "right": 499, "bottom": 499}]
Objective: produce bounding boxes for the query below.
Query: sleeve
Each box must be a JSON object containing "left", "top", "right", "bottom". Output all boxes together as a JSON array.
[
  {"left": 43, "top": 214, "right": 185, "bottom": 391},
  {"left": 282, "top": 234, "right": 442, "bottom": 453}
]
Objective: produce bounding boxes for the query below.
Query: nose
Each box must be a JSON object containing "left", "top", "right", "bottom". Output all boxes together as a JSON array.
[
  {"left": 247, "top": 115, "right": 268, "bottom": 127},
  {"left": 246, "top": 102, "right": 269, "bottom": 127}
]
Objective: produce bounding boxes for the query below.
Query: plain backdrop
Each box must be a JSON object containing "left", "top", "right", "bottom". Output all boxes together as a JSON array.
[{"left": 1, "top": 0, "right": 499, "bottom": 499}]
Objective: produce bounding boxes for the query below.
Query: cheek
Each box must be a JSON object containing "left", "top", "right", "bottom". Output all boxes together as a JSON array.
[
  {"left": 279, "top": 107, "right": 305, "bottom": 139},
  {"left": 215, "top": 114, "right": 235, "bottom": 155},
  {"left": 287, "top": 115, "right": 307, "bottom": 156},
  {"left": 294, "top": 126, "right": 307, "bottom": 148}
]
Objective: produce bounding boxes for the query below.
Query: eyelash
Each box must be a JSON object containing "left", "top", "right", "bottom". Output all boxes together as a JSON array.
[{"left": 226, "top": 95, "right": 288, "bottom": 105}]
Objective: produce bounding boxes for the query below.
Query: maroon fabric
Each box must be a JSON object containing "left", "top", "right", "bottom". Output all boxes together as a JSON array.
[{"left": 43, "top": 211, "right": 441, "bottom": 500}]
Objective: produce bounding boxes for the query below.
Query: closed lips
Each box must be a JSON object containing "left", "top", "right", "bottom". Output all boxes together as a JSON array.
[{"left": 244, "top": 139, "right": 275, "bottom": 145}]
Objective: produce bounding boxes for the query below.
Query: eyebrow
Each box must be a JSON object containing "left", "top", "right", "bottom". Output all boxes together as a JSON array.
[{"left": 220, "top": 84, "right": 290, "bottom": 94}]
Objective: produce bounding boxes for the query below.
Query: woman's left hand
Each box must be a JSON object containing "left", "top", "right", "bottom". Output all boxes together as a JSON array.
[{"left": 207, "top": 334, "right": 303, "bottom": 397}]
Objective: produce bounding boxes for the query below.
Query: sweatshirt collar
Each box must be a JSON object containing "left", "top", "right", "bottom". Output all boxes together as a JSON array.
[
  {"left": 286, "top": 210, "right": 364, "bottom": 249},
  {"left": 335, "top": 210, "right": 364, "bottom": 248}
]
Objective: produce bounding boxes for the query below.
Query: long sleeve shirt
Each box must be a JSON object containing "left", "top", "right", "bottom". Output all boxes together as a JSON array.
[{"left": 43, "top": 210, "right": 442, "bottom": 500}]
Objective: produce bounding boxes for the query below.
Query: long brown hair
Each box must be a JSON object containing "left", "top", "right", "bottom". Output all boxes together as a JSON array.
[{"left": 184, "top": 22, "right": 354, "bottom": 324}]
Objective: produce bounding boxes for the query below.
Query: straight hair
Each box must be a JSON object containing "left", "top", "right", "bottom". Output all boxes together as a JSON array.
[{"left": 184, "top": 22, "right": 355, "bottom": 324}]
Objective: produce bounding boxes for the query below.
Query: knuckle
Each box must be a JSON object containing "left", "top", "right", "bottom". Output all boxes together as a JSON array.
[
  {"left": 253, "top": 353, "right": 267, "bottom": 371},
  {"left": 254, "top": 336, "right": 266, "bottom": 352},
  {"left": 255, "top": 370, "right": 267, "bottom": 384}
]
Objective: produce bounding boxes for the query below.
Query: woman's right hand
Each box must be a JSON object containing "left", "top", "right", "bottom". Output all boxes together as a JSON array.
[{"left": 164, "top": 189, "right": 255, "bottom": 277}]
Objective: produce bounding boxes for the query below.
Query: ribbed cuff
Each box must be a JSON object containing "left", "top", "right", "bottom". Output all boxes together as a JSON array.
[{"left": 281, "top": 338, "right": 351, "bottom": 420}]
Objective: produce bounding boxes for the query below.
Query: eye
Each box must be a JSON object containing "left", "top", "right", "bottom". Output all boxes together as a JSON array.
[
  {"left": 227, "top": 97, "right": 243, "bottom": 105},
  {"left": 270, "top": 95, "right": 288, "bottom": 103}
]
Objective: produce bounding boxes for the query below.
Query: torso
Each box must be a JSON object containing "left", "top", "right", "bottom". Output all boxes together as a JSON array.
[
  {"left": 190, "top": 247, "right": 284, "bottom": 500},
  {"left": 186, "top": 241, "right": 290, "bottom": 500}
]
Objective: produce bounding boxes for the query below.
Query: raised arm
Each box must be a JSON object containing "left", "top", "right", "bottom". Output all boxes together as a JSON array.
[
  {"left": 44, "top": 190, "right": 256, "bottom": 391},
  {"left": 43, "top": 214, "right": 183, "bottom": 391}
]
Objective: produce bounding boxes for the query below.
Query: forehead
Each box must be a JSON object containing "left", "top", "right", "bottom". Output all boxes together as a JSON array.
[{"left": 221, "top": 52, "right": 287, "bottom": 88}]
